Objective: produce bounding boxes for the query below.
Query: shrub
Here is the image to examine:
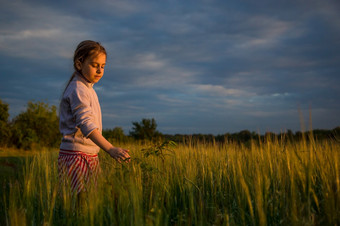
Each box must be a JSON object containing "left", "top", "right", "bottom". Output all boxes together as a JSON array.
[{"left": 11, "top": 101, "right": 61, "bottom": 149}]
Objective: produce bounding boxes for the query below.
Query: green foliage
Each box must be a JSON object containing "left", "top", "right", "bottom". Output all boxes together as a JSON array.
[
  {"left": 0, "top": 99, "right": 9, "bottom": 122},
  {"left": 0, "top": 100, "right": 12, "bottom": 147},
  {"left": 11, "top": 101, "right": 61, "bottom": 149},
  {"left": 132, "top": 140, "right": 177, "bottom": 174},
  {"left": 102, "top": 127, "right": 128, "bottom": 143},
  {"left": 129, "top": 118, "right": 163, "bottom": 141},
  {"left": 140, "top": 140, "right": 176, "bottom": 162}
]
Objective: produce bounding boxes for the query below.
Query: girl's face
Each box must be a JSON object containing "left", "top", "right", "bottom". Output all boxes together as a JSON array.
[{"left": 77, "top": 52, "right": 106, "bottom": 84}]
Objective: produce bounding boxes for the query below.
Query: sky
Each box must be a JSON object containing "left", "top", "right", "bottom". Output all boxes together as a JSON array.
[{"left": 0, "top": 0, "right": 340, "bottom": 135}]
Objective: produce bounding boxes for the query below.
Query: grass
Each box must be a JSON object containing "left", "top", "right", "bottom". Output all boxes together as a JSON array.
[{"left": 0, "top": 136, "right": 339, "bottom": 225}]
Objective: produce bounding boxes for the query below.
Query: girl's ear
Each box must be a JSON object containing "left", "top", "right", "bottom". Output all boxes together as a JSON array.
[{"left": 75, "top": 60, "right": 82, "bottom": 71}]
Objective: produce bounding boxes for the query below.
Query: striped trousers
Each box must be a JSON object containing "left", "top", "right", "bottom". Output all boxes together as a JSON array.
[{"left": 58, "top": 149, "right": 100, "bottom": 194}]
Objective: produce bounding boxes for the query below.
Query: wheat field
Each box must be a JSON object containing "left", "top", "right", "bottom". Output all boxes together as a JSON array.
[{"left": 1, "top": 135, "right": 339, "bottom": 225}]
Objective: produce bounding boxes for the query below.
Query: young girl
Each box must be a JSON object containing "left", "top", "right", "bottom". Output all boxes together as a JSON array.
[{"left": 58, "top": 40, "right": 130, "bottom": 194}]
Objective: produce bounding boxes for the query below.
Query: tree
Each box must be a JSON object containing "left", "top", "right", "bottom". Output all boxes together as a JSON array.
[
  {"left": 129, "top": 118, "right": 162, "bottom": 141},
  {"left": 238, "top": 130, "right": 252, "bottom": 143},
  {"left": 11, "top": 101, "right": 61, "bottom": 149},
  {"left": 0, "top": 99, "right": 12, "bottom": 147},
  {"left": 102, "top": 127, "right": 128, "bottom": 142}
]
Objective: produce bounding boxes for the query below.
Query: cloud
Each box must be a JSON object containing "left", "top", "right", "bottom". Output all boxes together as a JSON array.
[
  {"left": 0, "top": 0, "right": 102, "bottom": 60},
  {"left": 193, "top": 84, "right": 253, "bottom": 97},
  {"left": 0, "top": 0, "right": 339, "bottom": 134},
  {"left": 102, "top": 51, "right": 198, "bottom": 91}
]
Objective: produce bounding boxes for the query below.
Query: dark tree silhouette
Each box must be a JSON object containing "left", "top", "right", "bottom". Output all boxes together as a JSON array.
[
  {"left": 129, "top": 118, "right": 162, "bottom": 140},
  {"left": 0, "top": 99, "right": 12, "bottom": 147}
]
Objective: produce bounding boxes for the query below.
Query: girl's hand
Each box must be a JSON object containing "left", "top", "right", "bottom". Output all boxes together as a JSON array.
[
  {"left": 108, "top": 147, "right": 130, "bottom": 163},
  {"left": 87, "top": 129, "right": 130, "bottom": 163}
]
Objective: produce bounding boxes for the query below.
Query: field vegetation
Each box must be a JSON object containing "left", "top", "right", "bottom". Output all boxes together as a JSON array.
[{"left": 1, "top": 133, "right": 339, "bottom": 225}]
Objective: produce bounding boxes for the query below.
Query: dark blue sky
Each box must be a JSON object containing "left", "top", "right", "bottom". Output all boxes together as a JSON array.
[{"left": 1, "top": 0, "right": 339, "bottom": 134}]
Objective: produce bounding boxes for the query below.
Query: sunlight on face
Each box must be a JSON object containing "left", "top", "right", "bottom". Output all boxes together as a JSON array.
[{"left": 80, "top": 52, "right": 106, "bottom": 84}]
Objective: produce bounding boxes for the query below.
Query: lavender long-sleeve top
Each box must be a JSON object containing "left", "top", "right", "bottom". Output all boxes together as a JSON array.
[{"left": 59, "top": 73, "right": 102, "bottom": 154}]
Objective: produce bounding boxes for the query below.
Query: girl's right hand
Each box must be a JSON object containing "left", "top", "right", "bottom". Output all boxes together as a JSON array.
[{"left": 108, "top": 147, "right": 130, "bottom": 163}]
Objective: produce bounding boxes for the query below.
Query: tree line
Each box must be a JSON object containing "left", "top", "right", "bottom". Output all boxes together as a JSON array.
[
  {"left": 163, "top": 127, "right": 340, "bottom": 146},
  {"left": 0, "top": 99, "right": 163, "bottom": 149},
  {"left": 0, "top": 99, "right": 339, "bottom": 150}
]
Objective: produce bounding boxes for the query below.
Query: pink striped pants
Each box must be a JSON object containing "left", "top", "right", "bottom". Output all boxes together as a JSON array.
[{"left": 58, "top": 149, "right": 100, "bottom": 194}]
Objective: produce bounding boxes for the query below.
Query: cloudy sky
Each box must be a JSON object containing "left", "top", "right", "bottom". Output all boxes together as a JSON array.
[{"left": 1, "top": 0, "right": 339, "bottom": 135}]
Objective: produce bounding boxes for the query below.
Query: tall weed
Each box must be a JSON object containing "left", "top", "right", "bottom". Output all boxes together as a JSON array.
[{"left": 1, "top": 137, "right": 339, "bottom": 225}]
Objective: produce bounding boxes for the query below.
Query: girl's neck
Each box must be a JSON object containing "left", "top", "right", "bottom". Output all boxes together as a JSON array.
[{"left": 77, "top": 71, "right": 92, "bottom": 84}]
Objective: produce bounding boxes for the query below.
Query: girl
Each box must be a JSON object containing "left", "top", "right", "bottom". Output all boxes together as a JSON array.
[{"left": 58, "top": 40, "right": 130, "bottom": 194}]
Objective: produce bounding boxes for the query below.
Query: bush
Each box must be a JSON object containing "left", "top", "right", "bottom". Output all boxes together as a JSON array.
[
  {"left": 103, "top": 127, "right": 129, "bottom": 143},
  {"left": 11, "top": 101, "right": 61, "bottom": 149},
  {"left": 0, "top": 100, "right": 12, "bottom": 147}
]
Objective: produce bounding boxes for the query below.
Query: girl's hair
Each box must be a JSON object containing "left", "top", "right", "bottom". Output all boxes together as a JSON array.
[
  {"left": 73, "top": 40, "right": 107, "bottom": 73},
  {"left": 63, "top": 40, "right": 107, "bottom": 94}
]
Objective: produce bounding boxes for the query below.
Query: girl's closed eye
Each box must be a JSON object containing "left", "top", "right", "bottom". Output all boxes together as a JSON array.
[{"left": 91, "top": 63, "right": 105, "bottom": 69}]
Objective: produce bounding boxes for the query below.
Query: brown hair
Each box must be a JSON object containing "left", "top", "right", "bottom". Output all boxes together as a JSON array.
[
  {"left": 63, "top": 40, "right": 107, "bottom": 94},
  {"left": 73, "top": 40, "right": 107, "bottom": 73}
]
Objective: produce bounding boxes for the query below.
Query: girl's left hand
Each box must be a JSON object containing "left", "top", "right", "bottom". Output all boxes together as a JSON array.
[{"left": 108, "top": 147, "right": 130, "bottom": 163}]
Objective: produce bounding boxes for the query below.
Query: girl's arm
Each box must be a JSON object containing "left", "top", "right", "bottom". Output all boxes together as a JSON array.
[{"left": 88, "top": 129, "right": 130, "bottom": 162}]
